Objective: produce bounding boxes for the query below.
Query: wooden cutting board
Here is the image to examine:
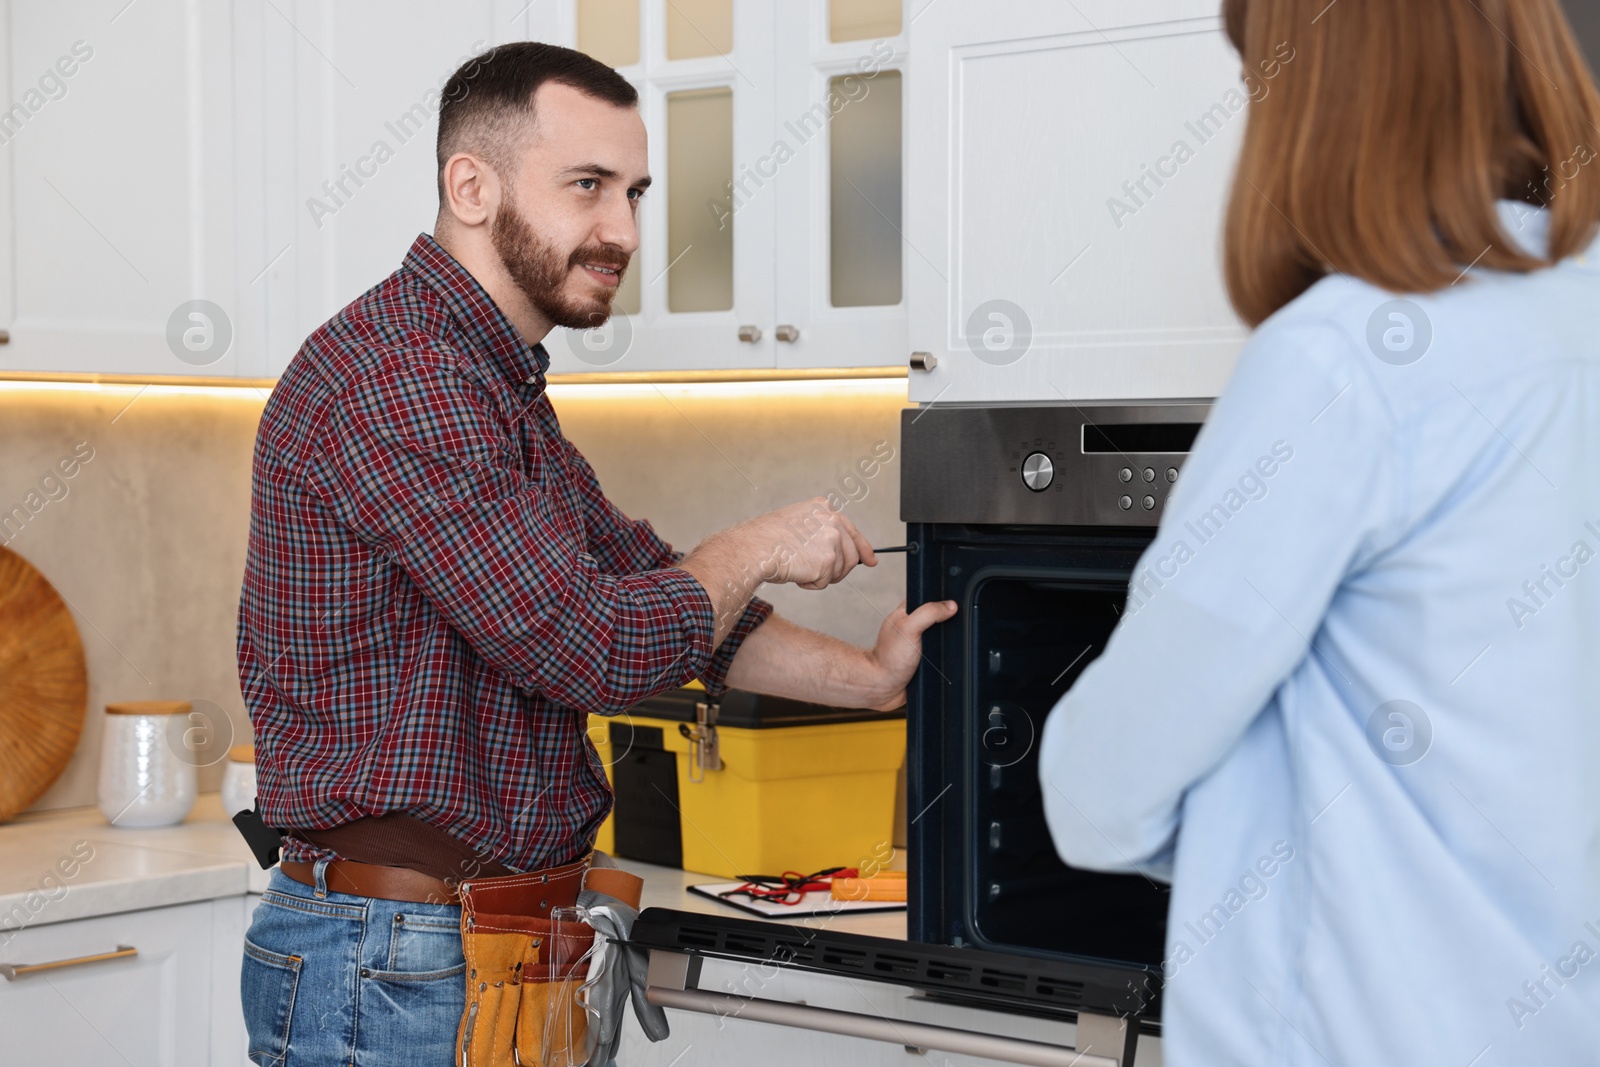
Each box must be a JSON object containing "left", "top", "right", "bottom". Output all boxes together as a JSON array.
[{"left": 0, "top": 546, "right": 88, "bottom": 822}]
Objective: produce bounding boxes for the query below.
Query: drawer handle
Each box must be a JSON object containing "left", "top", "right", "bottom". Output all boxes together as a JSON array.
[{"left": 0, "top": 945, "right": 138, "bottom": 980}]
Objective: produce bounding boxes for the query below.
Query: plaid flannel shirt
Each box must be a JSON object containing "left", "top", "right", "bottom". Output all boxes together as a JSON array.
[{"left": 237, "top": 233, "right": 773, "bottom": 872}]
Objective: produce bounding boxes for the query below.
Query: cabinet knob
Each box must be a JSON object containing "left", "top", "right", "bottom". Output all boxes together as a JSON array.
[
  {"left": 774, "top": 325, "right": 800, "bottom": 343},
  {"left": 909, "top": 351, "right": 938, "bottom": 372},
  {"left": 0, "top": 329, "right": 10, "bottom": 345},
  {"left": 737, "top": 325, "right": 762, "bottom": 343}
]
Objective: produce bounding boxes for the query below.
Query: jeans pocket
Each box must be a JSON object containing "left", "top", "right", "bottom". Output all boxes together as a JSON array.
[
  {"left": 386, "top": 911, "right": 463, "bottom": 974},
  {"left": 241, "top": 937, "right": 303, "bottom": 1067},
  {"left": 361, "top": 915, "right": 466, "bottom": 1065},
  {"left": 358, "top": 957, "right": 468, "bottom": 1066}
]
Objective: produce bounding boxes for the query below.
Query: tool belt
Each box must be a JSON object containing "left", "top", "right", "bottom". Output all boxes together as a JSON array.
[
  {"left": 283, "top": 852, "right": 645, "bottom": 1066},
  {"left": 456, "top": 857, "right": 645, "bottom": 1067}
]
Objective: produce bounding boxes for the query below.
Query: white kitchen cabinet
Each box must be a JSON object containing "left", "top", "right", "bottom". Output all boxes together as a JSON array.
[
  {"left": 543, "top": 0, "right": 777, "bottom": 374},
  {"left": 210, "top": 894, "right": 254, "bottom": 1067},
  {"left": 541, "top": 0, "right": 909, "bottom": 374},
  {"left": 247, "top": 0, "right": 788, "bottom": 378},
  {"left": 0, "top": 0, "right": 907, "bottom": 380},
  {"left": 906, "top": 0, "right": 1255, "bottom": 404},
  {"left": 0, "top": 0, "right": 246, "bottom": 378},
  {"left": 247, "top": 0, "right": 545, "bottom": 378},
  {"left": 0, "top": 898, "right": 224, "bottom": 1067}
]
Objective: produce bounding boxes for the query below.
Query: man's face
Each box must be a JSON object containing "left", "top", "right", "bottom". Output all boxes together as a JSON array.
[{"left": 491, "top": 82, "right": 649, "bottom": 331}]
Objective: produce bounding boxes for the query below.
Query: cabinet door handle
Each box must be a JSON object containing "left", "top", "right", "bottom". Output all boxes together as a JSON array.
[
  {"left": 0, "top": 329, "right": 9, "bottom": 344},
  {"left": 774, "top": 325, "right": 800, "bottom": 343},
  {"left": 737, "top": 325, "right": 762, "bottom": 343},
  {"left": 910, "top": 351, "right": 938, "bottom": 371},
  {"left": 0, "top": 945, "right": 138, "bottom": 980}
]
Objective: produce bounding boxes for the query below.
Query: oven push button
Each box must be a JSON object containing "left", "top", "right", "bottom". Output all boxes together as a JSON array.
[{"left": 1020, "top": 451, "right": 1054, "bottom": 491}]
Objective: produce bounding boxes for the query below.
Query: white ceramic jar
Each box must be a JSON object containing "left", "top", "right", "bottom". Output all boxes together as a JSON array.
[
  {"left": 221, "top": 743, "right": 257, "bottom": 817},
  {"left": 97, "top": 701, "right": 197, "bottom": 827}
]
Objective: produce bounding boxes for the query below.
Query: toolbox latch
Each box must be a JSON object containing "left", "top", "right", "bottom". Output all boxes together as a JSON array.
[{"left": 682, "top": 700, "right": 722, "bottom": 782}]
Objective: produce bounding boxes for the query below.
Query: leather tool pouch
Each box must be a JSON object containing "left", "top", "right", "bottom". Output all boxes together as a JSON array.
[{"left": 456, "top": 857, "right": 595, "bottom": 1067}]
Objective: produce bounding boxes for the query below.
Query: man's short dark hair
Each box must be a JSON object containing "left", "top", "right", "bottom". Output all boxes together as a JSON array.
[{"left": 436, "top": 41, "right": 638, "bottom": 201}]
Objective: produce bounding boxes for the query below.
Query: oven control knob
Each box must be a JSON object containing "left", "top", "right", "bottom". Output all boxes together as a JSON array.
[{"left": 1021, "top": 451, "right": 1053, "bottom": 491}]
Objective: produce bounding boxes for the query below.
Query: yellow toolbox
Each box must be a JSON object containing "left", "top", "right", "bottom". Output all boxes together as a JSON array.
[{"left": 587, "top": 682, "right": 904, "bottom": 879}]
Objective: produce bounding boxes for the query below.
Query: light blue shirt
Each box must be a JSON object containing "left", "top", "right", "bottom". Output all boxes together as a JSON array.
[{"left": 1040, "top": 202, "right": 1600, "bottom": 1066}]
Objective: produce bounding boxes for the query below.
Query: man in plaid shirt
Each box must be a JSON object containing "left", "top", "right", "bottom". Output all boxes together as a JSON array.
[{"left": 237, "top": 42, "right": 956, "bottom": 1064}]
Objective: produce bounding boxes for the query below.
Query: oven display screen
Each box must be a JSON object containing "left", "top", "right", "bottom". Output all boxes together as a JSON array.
[{"left": 1082, "top": 422, "right": 1201, "bottom": 454}]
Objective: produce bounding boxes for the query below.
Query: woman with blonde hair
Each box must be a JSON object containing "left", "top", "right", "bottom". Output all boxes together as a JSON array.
[{"left": 1041, "top": 1, "right": 1600, "bottom": 1063}]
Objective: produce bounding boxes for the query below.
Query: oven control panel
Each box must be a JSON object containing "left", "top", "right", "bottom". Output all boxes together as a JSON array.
[
  {"left": 1107, "top": 462, "right": 1178, "bottom": 512},
  {"left": 903, "top": 402, "right": 1212, "bottom": 526}
]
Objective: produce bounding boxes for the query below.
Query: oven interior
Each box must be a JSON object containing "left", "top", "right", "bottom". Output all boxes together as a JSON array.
[{"left": 909, "top": 523, "right": 1171, "bottom": 991}]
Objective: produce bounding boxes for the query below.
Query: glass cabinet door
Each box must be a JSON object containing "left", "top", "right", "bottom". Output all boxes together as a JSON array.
[
  {"left": 771, "top": 1, "right": 908, "bottom": 370},
  {"left": 548, "top": 0, "right": 907, "bottom": 375},
  {"left": 548, "top": 0, "right": 775, "bottom": 374}
]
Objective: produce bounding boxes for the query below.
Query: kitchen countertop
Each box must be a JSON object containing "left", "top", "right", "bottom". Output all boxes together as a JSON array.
[
  {"left": 0, "top": 793, "right": 265, "bottom": 929},
  {"left": 0, "top": 794, "right": 906, "bottom": 940}
]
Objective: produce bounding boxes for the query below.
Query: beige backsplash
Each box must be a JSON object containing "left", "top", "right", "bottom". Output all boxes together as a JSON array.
[{"left": 0, "top": 377, "right": 911, "bottom": 846}]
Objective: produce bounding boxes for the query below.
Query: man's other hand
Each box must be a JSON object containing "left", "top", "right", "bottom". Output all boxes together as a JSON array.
[{"left": 859, "top": 598, "right": 959, "bottom": 711}]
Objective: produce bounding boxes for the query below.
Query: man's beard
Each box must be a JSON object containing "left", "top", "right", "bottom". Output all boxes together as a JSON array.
[{"left": 490, "top": 194, "right": 629, "bottom": 331}]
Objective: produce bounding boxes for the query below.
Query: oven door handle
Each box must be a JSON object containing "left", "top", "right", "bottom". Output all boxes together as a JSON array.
[{"left": 644, "top": 949, "right": 1131, "bottom": 1067}]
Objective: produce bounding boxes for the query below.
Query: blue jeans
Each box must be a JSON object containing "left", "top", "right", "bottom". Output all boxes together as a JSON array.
[{"left": 241, "top": 861, "right": 465, "bottom": 1067}]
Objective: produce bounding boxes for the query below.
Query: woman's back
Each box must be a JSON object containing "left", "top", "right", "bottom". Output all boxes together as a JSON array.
[
  {"left": 1043, "top": 2, "right": 1600, "bottom": 1059},
  {"left": 1042, "top": 203, "right": 1600, "bottom": 1065}
]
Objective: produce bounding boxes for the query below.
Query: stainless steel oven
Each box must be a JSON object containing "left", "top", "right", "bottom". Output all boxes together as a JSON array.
[
  {"left": 902, "top": 400, "right": 1211, "bottom": 1022},
  {"left": 628, "top": 402, "right": 1211, "bottom": 1067}
]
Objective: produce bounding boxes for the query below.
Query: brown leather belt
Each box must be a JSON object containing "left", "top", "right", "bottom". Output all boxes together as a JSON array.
[
  {"left": 279, "top": 854, "right": 594, "bottom": 913},
  {"left": 281, "top": 859, "right": 462, "bottom": 905}
]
